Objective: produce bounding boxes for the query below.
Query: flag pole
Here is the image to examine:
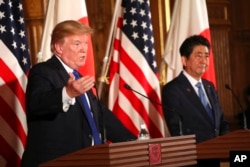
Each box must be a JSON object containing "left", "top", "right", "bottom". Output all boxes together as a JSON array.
[
  {"left": 37, "top": 0, "right": 55, "bottom": 63},
  {"left": 159, "top": 0, "right": 171, "bottom": 86},
  {"left": 97, "top": 0, "right": 122, "bottom": 97}
]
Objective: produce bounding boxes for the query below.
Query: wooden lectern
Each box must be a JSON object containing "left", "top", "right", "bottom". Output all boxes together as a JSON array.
[
  {"left": 197, "top": 130, "right": 250, "bottom": 161},
  {"left": 39, "top": 135, "right": 197, "bottom": 167}
]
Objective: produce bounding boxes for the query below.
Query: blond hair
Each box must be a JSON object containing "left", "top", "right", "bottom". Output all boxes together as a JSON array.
[{"left": 50, "top": 20, "right": 93, "bottom": 53}]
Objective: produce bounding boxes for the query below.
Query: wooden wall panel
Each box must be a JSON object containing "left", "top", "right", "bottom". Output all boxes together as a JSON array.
[
  {"left": 207, "top": 0, "right": 231, "bottom": 25},
  {"left": 207, "top": 0, "right": 241, "bottom": 129},
  {"left": 25, "top": 20, "right": 44, "bottom": 64},
  {"left": 231, "top": 0, "right": 250, "bottom": 30},
  {"left": 210, "top": 28, "right": 235, "bottom": 124},
  {"left": 85, "top": 0, "right": 114, "bottom": 80},
  {"left": 229, "top": 0, "right": 250, "bottom": 109},
  {"left": 230, "top": 31, "right": 250, "bottom": 108},
  {"left": 228, "top": 0, "right": 250, "bottom": 129},
  {"left": 23, "top": 0, "right": 46, "bottom": 65},
  {"left": 208, "top": 0, "right": 250, "bottom": 129}
]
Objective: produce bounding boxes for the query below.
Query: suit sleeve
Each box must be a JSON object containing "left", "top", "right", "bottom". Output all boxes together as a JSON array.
[
  {"left": 101, "top": 103, "right": 137, "bottom": 142},
  {"left": 26, "top": 63, "right": 66, "bottom": 120},
  {"left": 161, "top": 84, "right": 183, "bottom": 136}
]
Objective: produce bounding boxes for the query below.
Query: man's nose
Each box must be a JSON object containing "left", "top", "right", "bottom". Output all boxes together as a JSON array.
[{"left": 80, "top": 44, "right": 88, "bottom": 52}]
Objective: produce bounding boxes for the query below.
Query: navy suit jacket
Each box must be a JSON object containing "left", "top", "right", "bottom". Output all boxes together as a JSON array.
[
  {"left": 21, "top": 56, "right": 136, "bottom": 167},
  {"left": 162, "top": 72, "right": 229, "bottom": 143}
]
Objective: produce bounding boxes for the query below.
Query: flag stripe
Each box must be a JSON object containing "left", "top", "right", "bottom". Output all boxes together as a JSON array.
[
  {"left": 0, "top": 115, "right": 24, "bottom": 166},
  {"left": 112, "top": 100, "right": 139, "bottom": 136},
  {"left": 0, "top": 135, "right": 21, "bottom": 167},
  {"left": 109, "top": 0, "right": 168, "bottom": 138},
  {"left": 0, "top": 97, "right": 26, "bottom": 147},
  {"left": 0, "top": 59, "right": 26, "bottom": 111},
  {"left": 0, "top": 79, "right": 27, "bottom": 144}
]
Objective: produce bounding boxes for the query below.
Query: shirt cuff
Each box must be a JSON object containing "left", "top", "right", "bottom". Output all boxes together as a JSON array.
[{"left": 62, "top": 87, "right": 75, "bottom": 112}]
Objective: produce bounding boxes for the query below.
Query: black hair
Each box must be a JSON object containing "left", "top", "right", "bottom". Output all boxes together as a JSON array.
[{"left": 179, "top": 35, "right": 210, "bottom": 58}]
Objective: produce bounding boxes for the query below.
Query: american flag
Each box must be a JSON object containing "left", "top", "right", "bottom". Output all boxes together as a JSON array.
[
  {"left": 108, "top": 0, "right": 168, "bottom": 138},
  {"left": 0, "top": 0, "right": 31, "bottom": 166}
]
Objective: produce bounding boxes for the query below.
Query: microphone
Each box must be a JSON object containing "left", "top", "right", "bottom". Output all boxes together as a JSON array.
[
  {"left": 124, "top": 84, "right": 161, "bottom": 105},
  {"left": 93, "top": 83, "right": 107, "bottom": 143},
  {"left": 225, "top": 84, "right": 248, "bottom": 130}
]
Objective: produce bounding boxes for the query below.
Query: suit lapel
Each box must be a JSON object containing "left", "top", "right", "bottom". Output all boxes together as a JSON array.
[
  {"left": 178, "top": 73, "right": 214, "bottom": 125},
  {"left": 49, "top": 56, "right": 69, "bottom": 84},
  {"left": 178, "top": 73, "right": 202, "bottom": 108},
  {"left": 203, "top": 81, "right": 213, "bottom": 106},
  {"left": 203, "top": 80, "right": 218, "bottom": 124}
]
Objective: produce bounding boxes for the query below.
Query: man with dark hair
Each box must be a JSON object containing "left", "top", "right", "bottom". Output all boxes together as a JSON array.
[{"left": 162, "top": 35, "right": 229, "bottom": 167}]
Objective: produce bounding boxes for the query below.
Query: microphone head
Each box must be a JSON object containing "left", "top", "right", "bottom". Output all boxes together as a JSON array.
[
  {"left": 124, "top": 84, "right": 131, "bottom": 90},
  {"left": 225, "top": 84, "right": 231, "bottom": 90}
]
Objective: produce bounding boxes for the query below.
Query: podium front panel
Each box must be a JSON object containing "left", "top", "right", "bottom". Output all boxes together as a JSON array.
[{"left": 39, "top": 135, "right": 197, "bottom": 167}]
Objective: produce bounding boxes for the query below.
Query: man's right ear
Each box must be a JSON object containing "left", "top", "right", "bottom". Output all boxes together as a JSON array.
[
  {"left": 181, "top": 56, "right": 187, "bottom": 67},
  {"left": 54, "top": 43, "right": 63, "bottom": 55}
]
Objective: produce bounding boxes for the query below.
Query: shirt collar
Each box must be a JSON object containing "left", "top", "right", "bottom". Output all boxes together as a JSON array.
[
  {"left": 183, "top": 70, "right": 202, "bottom": 88},
  {"left": 55, "top": 55, "right": 73, "bottom": 73}
]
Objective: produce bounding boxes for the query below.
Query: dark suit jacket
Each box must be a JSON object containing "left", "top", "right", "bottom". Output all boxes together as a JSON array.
[
  {"left": 162, "top": 72, "right": 229, "bottom": 143},
  {"left": 21, "top": 56, "right": 136, "bottom": 167}
]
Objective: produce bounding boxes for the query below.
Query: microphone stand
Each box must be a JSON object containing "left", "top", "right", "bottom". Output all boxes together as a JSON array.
[{"left": 225, "top": 84, "right": 248, "bottom": 130}]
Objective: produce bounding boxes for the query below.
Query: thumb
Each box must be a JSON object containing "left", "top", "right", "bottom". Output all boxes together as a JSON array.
[{"left": 66, "top": 72, "right": 78, "bottom": 98}]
